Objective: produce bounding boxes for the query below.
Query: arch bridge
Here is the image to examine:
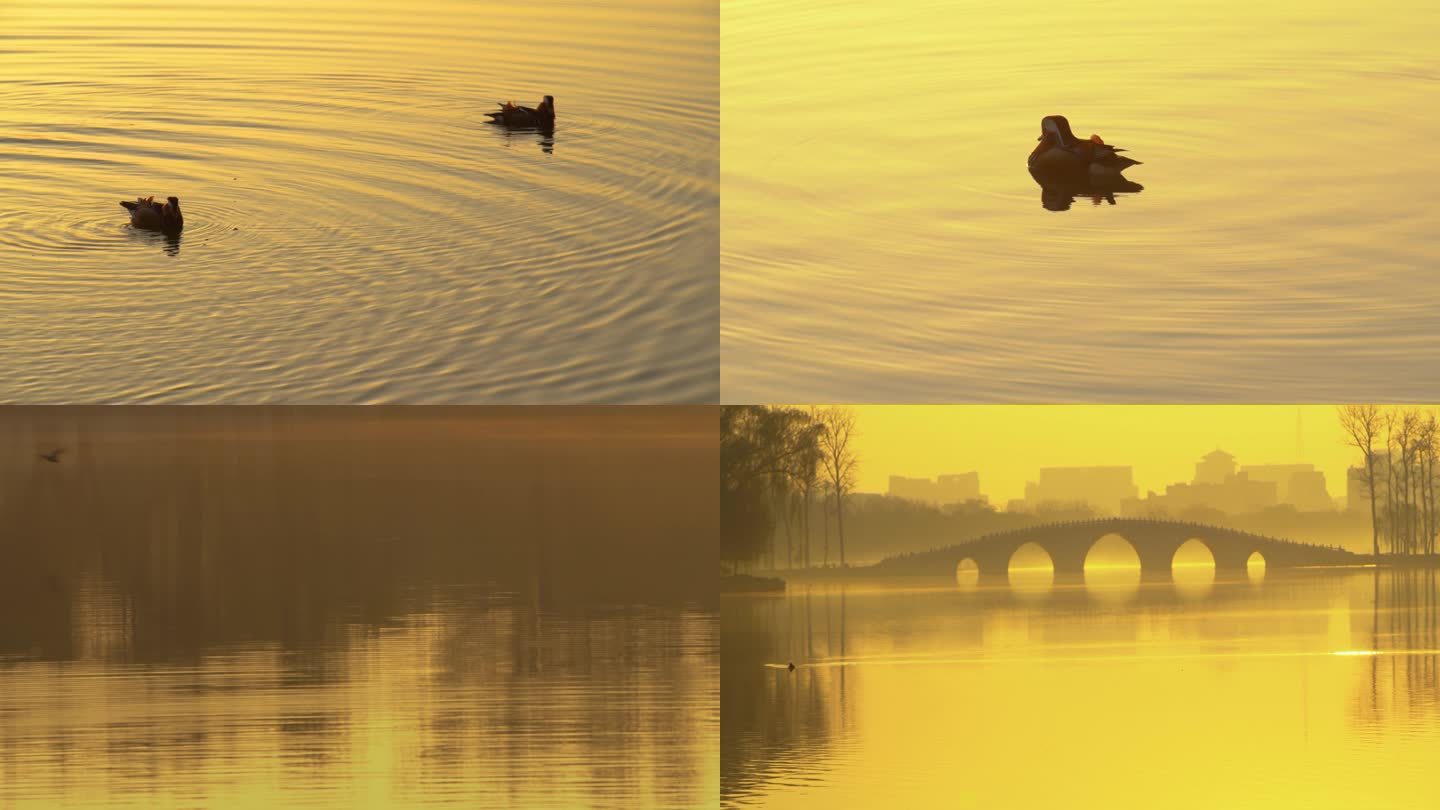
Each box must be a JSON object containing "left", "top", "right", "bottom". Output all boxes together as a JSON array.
[{"left": 872, "top": 518, "right": 1359, "bottom": 582}]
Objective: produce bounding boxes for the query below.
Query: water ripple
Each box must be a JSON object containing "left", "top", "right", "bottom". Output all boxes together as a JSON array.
[{"left": 0, "top": 0, "right": 717, "bottom": 403}]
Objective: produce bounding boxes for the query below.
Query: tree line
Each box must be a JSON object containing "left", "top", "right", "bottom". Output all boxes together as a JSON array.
[
  {"left": 721, "top": 405, "right": 858, "bottom": 571},
  {"left": 1340, "top": 405, "right": 1440, "bottom": 556}
]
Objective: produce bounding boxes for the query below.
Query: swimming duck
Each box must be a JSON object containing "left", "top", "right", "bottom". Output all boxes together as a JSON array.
[
  {"left": 120, "top": 195, "right": 183, "bottom": 232},
  {"left": 485, "top": 96, "right": 555, "bottom": 128},
  {"left": 1028, "top": 115, "right": 1140, "bottom": 176}
]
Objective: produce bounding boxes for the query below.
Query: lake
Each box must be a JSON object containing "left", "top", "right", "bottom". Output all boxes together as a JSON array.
[
  {"left": 0, "top": 407, "right": 719, "bottom": 808},
  {"left": 721, "top": 0, "right": 1440, "bottom": 402},
  {"left": 0, "top": 0, "right": 717, "bottom": 403},
  {"left": 723, "top": 571, "right": 1440, "bottom": 808}
]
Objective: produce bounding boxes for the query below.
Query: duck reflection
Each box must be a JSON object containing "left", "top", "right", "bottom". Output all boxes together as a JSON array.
[
  {"left": 127, "top": 226, "right": 183, "bottom": 256},
  {"left": 491, "top": 125, "right": 556, "bottom": 155},
  {"left": 1029, "top": 167, "right": 1143, "bottom": 211}
]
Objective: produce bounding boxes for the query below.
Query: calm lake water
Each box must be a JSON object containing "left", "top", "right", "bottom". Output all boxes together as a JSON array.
[
  {"left": 0, "top": 407, "right": 719, "bottom": 808},
  {"left": 0, "top": 0, "right": 717, "bottom": 403},
  {"left": 721, "top": 0, "right": 1440, "bottom": 402},
  {"left": 723, "top": 572, "right": 1440, "bottom": 808}
]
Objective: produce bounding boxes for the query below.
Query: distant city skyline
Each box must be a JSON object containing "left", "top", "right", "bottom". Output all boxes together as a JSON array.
[{"left": 849, "top": 406, "right": 1373, "bottom": 505}]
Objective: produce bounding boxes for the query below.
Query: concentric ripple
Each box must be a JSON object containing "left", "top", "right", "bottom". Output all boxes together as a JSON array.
[{"left": 0, "top": 0, "right": 717, "bottom": 403}]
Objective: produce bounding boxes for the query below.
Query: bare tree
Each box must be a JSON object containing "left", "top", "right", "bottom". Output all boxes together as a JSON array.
[
  {"left": 1388, "top": 412, "right": 1411, "bottom": 550},
  {"left": 1409, "top": 412, "right": 1425, "bottom": 552},
  {"left": 1384, "top": 410, "right": 1402, "bottom": 553},
  {"left": 798, "top": 407, "right": 825, "bottom": 568},
  {"left": 1431, "top": 409, "right": 1440, "bottom": 555},
  {"left": 1420, "top": 412, "right": 1438, "bottom": 555},
  {"left": 819, "top": 480, "right": 832, "bottom": 565},
  {"left": 818, "top": 407, "right": 859, "bottom": 567},
  {"left": 1339, "top": 404, "right": 1383, "bottom": 557},
  {"left": 783, "top": 413, "right": 821, "bottom": 570},
  {"left": 769, "top": 473, "right": 790, "bottom": 569}
]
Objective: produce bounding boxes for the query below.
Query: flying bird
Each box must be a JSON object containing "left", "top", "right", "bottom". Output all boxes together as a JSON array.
[
  {"left": 119, "top": 195, "right": 184, "bottom": 232},
  {"left": 485, "top": 95, "right": 556, "bottom": 128},
  {"left": 39, "top": 448, "right": 65, "bottom": 463},
  {"left": 1028, "top": 115, "right": 1141, "bottom": 176}
]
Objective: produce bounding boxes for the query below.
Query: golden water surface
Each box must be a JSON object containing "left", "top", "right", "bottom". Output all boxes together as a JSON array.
[
  {"left": 0, "top": 408, "right": 719, "bottom": 808},
  {"left": 0, "top": 0, "right": 717, "bottom": 403},
  {"left": 722, "top": 0, "right": 1440, "bottom": 402},
  {"left": 723, "top": 572, "right": 1440, "bottom": 808}
]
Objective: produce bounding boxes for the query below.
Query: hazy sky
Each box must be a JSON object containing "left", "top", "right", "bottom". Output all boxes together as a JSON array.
[{"left": 847, "top": 405, "right": 1402, "bottom": 504}]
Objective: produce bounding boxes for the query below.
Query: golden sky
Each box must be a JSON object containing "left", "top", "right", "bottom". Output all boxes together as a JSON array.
[{"left": 847, "top": 405, "right": 1403, "bottom": 504}]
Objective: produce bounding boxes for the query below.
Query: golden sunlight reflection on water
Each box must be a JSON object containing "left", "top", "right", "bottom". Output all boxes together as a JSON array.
[
  {"left": 0, "top": 407, "right": 719, "bottom": 808},
  {"left": 723, "top": 570, "right": 1440, "bottom": 808},
  {"left": 722, "top": 0, "right": 1440, "bottom": 402}
]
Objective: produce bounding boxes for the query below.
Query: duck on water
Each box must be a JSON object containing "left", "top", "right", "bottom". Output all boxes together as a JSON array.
[
  {"left": 485, "top": 95, "right": 555, "bottom": 129},
  {"left": 120, "top": 195, "right": 183, "bottom": 232},
  {"left": 1027, "top": 115, "right": 1140, "bottom": 177}
]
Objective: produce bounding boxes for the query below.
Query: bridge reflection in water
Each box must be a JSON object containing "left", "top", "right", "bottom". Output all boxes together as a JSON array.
[{"left": 874, "top": 518, "right": 1357, "bottom": 587}]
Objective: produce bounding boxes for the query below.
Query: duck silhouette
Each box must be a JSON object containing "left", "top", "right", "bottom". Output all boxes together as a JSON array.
[
  {"left": 1028, "top": 115, "right": 1141, "bottom": 177},
  {"left": 120, "top": 195, "right": 183, "bottom": 232},
  {"left": 485, "top": 96, "right": 555, "bottom": 129},
  {"left": 38, "top": 448, "right": 65, "bottom": 464}
]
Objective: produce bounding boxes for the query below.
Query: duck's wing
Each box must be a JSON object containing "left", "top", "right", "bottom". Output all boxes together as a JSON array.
[
  {"left": 1094, "top": 150, "right": 1142, "bottom": 168},
  {"left": 486, "top": 101, "right": 521, "bottom": 119},
  {"left": 1088, "top": 136, "right": 1141, "bottom": 167}
]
